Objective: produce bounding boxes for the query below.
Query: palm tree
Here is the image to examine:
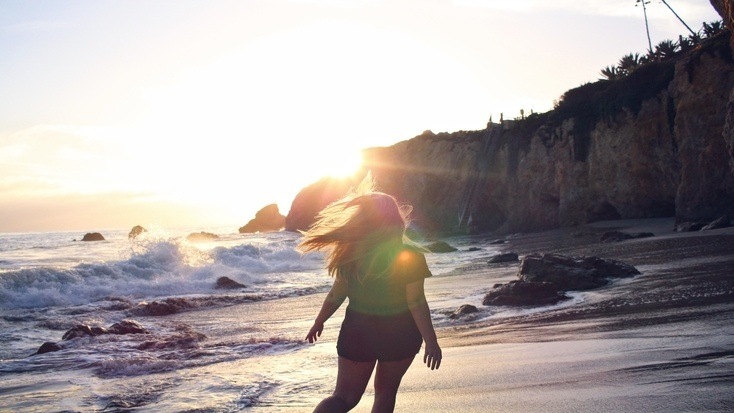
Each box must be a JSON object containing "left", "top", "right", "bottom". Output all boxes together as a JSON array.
[
  {"left": 702, "top": 21, "right": 724, "bottom": 38},
  {"left": 678, "top": 35, "right": 695, "bottom": 52},
  {"left": 600, "top": 65, "right": 620, "bottom": 81},
  {"left": 654, "top": 39, "right": 679, "bottom": 60},
  {"left": 617, "top": 53, "right": 641, "bottom": 76},
  {"left": 641, "top": 48, "right": 657, "bottom": 63},
  {"left": 687, "top": 31, "right": 702, "bottom": 45}
]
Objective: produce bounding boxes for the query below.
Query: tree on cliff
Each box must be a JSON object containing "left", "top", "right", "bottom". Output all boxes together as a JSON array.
[
  {"left": 600, "top": 65, "right": 620, "bottom": 81},
  {"left": 618, "top": 53, "right": 642, "bottom": 76},
  {"left": 654, "top": 39, "right": 679, "bottom": 60}
]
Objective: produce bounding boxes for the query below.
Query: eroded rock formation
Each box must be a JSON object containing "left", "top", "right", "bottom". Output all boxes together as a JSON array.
[
  {"left": 186, "top": 231, "right": 219, "bottom": 242},
  {"left": 81, "top": 232, "right": 105, "bottom": 241},
  {"left": 239, "top": 204, "right": 286, "bottom": 233},
  {"left": 128, "top": 225, "right": 147, "bottom": 239},
  {"left": 285, "top": 177, "right": 360, "bottom": 232}
]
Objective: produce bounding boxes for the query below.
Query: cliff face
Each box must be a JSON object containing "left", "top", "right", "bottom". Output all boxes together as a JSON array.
[
  {"left": 287, "top": 31, "right": 734, "bottom": 235},
  {"left": 361, "top": 130, "right": 500, "bottom": 234},
  {"left": 362, "top": 32, "right": 734, "bottom": 234},
  {"left": 714, "top": 0, "right": 734, "bottom": 178}
]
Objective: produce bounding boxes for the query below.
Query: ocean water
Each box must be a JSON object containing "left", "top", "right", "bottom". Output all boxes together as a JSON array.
[{"left": 0, "top": 226, "right": 507, "bottom": 411}]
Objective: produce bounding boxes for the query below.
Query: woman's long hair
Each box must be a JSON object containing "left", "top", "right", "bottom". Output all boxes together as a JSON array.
[{"left": 297, "top": 173, "right": 415, "bottom": 283}]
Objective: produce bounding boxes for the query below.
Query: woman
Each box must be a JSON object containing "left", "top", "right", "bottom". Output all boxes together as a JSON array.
[{"left": 299, "top": 175, "right": 441, "bottom": 413}]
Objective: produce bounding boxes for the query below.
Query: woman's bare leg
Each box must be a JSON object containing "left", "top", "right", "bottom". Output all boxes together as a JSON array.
[
  {"left": 314, "top": 357, "right": 376, "bottom": 413},
  {"left": 371, "top": 356, "right": 414, "bottom": 413}
]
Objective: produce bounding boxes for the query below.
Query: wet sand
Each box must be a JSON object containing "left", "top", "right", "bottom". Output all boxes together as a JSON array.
[{"left": 346, "top": 218, "right": 734, "bottom": 412}]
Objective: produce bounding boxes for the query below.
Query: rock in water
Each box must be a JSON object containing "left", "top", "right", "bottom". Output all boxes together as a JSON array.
[
  {"left": 488, "top": 252, "right": 519, "bottom": 263},
  {"left": 81, "top": 232, "right": 105, "bottom": 241},
  {"left": 483, "top": 281, "right": 570, "bottom": 306},
  {"left": 186, "top": 231, "right": 219, "bottom": 242},
  {"left": 131, "top": 298, "right": 191, "bottom": 316},
  {"left": 449, "top": 304, "right": 479, "bottom": 319},
  {"left": 701, "top": 216, "right": 731, "bottom": 231},
  {"left": 128, "top": 225, "right": 147, "bottom": 238},
  {"left": 675, "top": 222, "right": 706, "bottom": 232},
  {"left": 215, "top": 276, "right": 246, "bottom": 289},
  {"left": 424, "top": 241, "right": 458, "bottom": 253},
  {"left": 518, "top": 253, "right": 639, "bottom": 291},
  {"left": 34, "top": 342, "right": 62, "bottom": 355},
  {"left": 239, "top": 204, "right": 286, "bottom": 233},
  {"left": 62, "top": 324, "right": 108, "bottom": 340},
  {"left": 108, "top": 320, "right": 147, "bottom": 335}
]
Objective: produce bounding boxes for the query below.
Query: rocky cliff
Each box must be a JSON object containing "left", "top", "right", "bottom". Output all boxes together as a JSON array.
[
  {"left": 712, "top": 0, "right": 734, "bottom": 178},
  {"left": 287, "top": 30, "right": 734, "bottom": 235}
]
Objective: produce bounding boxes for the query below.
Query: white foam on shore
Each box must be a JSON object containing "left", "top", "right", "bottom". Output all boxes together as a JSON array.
[{"left": 0, "top": 232, "right": 325, "bottom": 310}]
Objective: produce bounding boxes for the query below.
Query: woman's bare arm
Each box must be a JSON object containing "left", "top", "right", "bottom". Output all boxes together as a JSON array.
[
  {"left": 306, "top": 277, "right": 348, "bottom": 343},
  {"left": 406, "top": 278, "right": 442, "bottom": 370}
]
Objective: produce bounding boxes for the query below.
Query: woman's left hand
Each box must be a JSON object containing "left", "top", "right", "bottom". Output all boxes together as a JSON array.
[
  {"left": 305, "top": 322, "right": 324, "bottom": 343},
  {"left": 423, "top": 341, "right": 442, "bottom": 370}
]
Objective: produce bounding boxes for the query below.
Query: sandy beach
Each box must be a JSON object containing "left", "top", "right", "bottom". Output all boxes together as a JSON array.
[{"left": 297, "top": 218, "right": 734, "bottom": 412}]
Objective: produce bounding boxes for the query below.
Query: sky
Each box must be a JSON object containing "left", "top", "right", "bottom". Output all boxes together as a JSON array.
[{"left": 0, "top": 0, "right": 722, "bottom": 232}]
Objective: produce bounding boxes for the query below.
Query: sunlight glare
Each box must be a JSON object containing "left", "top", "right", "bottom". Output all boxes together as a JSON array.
[{"left": 316, "top": 148, "right": 364, "bottom": 179}]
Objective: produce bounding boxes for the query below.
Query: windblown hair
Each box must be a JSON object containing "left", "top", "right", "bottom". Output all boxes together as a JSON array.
[{"left": 297, "top": 174, "right": 416, "bottom": 283}]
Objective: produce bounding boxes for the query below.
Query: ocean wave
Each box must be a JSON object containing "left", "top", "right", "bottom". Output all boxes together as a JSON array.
[{"left": 0, "top": 236, "right": 323, "bottom": 310}]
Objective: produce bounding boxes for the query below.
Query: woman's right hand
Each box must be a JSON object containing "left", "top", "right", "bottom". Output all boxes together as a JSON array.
[
  {"left": 423, "top": 341, "right": 442, "bottom": 370},
  {"left": 305, "top": 322, "right": 324, "bottom": 343}
]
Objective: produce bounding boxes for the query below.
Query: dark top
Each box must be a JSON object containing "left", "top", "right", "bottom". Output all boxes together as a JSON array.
[{"left": 345, "top": 246, "right": 432, "bottom": 316}]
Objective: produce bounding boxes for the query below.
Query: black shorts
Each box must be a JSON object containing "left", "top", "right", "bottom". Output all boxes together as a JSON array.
[{"left": 337, "top": 307, "right": 423, "bottom": 362}]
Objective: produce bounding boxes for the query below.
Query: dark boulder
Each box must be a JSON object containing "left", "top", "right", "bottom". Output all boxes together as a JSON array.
[
  {"left": 483, "top": 281, "right": 570, "bottom": 306},
  {"left": 488, "top": 252, "right": 519, "bottom": 263},
  {"left": 128, "top": 225, "right": 147, "bottom": 239},
  {"left": 425, "top": 241, "right": 458, "bottom": 253},
  {"left": 62, "top": 324, "right": 108, "bottom": 340},
  {"left": 675, "top": 222, "right": 707, "bottom": 232},
  {"left": 61, "top": 320, "right": 147, "bottom": 340},
  {"left": 239, "top": 204, "right": 286, "bottom": 233},
  {"left": 34, "top": 342, "right": 62, "bottom": 355},
  {"left": 81, "top": 232, "right": 105, "bottom": 241},
  {"left": 466, "top": 247, "right": 482, "bottom": 252},
  {"left": 187, "top": 231, "right": 219, "bottom": 242},
  {"left": 600, "top": 231, "right": 655, "bottom": 242},
  {"left": 130, "top": 298, "right": 192, "bottom": 316},
  {"left": 701, "top": 216, "right": 731, "bottom": 231},
  {"left": 488, "top": 239, "right": 507, "bottom": 245},
  {"left": 108, "top": 320, "right": 147, "bottom": 335},
  {"left": 518, "top": 253, "right": 640, "bottom": 291},
  {"left": 449, "top": 304, "right": 479, "bottom": 319},
  {"left": 215, "top": 276, "right": 246, "bottom": 290},
  {"left": 40, "top": 320, "right": 147, "bottom": 355}
]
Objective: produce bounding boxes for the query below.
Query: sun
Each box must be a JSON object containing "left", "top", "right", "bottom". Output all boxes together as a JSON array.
[{"left": 317, "top": 148, "right": 364, "bottom": 179}]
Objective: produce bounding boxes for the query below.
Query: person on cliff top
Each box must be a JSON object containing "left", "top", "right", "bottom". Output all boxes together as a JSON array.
[{"left": 299, "top": 173, "right": 442, "bottom": 413}]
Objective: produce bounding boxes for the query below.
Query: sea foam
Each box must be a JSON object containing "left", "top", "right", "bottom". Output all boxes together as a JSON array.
[{"left": 0, "top": 233, "right": 324, "bottom": 310}]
